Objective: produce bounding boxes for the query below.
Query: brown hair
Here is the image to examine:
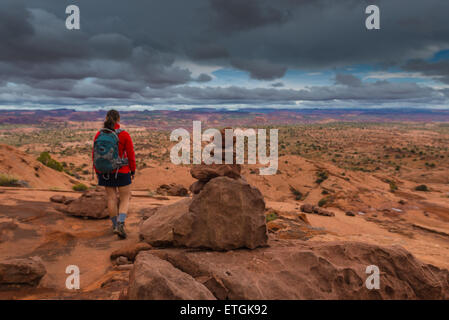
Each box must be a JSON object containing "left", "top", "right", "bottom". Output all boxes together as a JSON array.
[{"left": 104, "top": 109, "right": 120, "bottom": 130}]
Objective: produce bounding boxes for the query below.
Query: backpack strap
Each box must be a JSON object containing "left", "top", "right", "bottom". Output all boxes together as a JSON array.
[{"left": 100, "top": 128, "right": 119, "bottom": 141}]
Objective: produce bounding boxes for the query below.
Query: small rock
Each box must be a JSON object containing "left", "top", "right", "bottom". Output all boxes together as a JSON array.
[
  {"left": 312, "top": 207, "right": 335, "bottom": 217},
  {"left": 56, "top": 188, "right": 108, "bottom": 219},
  {"left": 345, "top": 211, "right": 356, "bottom": 217},
  {"left": 115, "top": 264, "right": 134, "bottom": 271},
  {"left": 115, "top": 256, "right": 130, "bottom": 265},
  {"left": 300, "top": 204, "right": 314, "bottom": 213},
  {"left": 301, "top": 204, "right": 334, "bottom": 217},
  {"left": 156, "top": 184, "right": 188, "bottom": 197}
]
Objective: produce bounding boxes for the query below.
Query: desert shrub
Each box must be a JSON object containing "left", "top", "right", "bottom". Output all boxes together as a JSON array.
[
  {"left": 315, "top": 170, "right": 329, "bottom": 184},
  {"left": 415, "top": 185, "right": 429, "bottom": 192},
  {"left": 265, "top": 211, "right": 278, "bottom": 223},
  {"left": 289, "top": 186, "right": 303, "bottom": 200},
  {"left": 72, "top": 183, "right": 88, "bottom": 192},
  {"left": 0, "top": 173, "right": 19, "bottom": 187},
  {"left": 37, "top": 152, "right": 63, "bottom": 172},
  {"left": 389, "top": 180, "right": 398, "bottom": 193},
  {"left": 318, "top": 197, "right": 328, "bottom": 207}
]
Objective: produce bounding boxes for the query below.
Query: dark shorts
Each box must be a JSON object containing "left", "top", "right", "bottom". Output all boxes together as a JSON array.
[{"left": 97, "top": 172, "right": 132, "bottom": 187}]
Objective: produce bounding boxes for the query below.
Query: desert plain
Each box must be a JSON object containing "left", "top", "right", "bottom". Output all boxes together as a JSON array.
[{"left": 0, "top": 108, "right": 448, "bottom": 299}]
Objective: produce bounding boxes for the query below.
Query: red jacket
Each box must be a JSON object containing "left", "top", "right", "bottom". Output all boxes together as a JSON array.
[{"left": 93, "top": 123, "right": 136, "bottom": 174}]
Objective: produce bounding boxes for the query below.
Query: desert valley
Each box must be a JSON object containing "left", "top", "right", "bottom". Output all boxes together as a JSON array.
[{"left": 0, "top": 108, "right": 448, "bottom": 300}]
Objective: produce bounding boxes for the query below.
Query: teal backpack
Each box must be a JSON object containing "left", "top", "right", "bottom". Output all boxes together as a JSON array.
[{"left": 93, "top": 128, "right": 128, "bottom": 175}]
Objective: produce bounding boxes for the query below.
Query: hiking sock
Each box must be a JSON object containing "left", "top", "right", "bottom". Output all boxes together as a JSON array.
[
  {"left": 118, "top": 213, "right": 127, "bottom": 223},
  {"left": 111, "top": 216, "right": 118, "bottom": 228}
]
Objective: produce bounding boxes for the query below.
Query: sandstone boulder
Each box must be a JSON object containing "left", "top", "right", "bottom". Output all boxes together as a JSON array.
[
  {"left": 110, "top": 242, "right": 152, "bottom": 262},
  {"left": 189, "top": 180, "right": 206, "bottom": 195},
  {"left": 0, "top": 256, "right": 46, "bottom": 286},
  {"left": 128, "top": 252, "right": 216, "bottom": 300},
  {"left": 139, "top": 207, "right": 158, "bottom": 221},
  {"left": 50, "top": 195, "right": 75, "bottom": 204},
  {"left": 174, "top": 177, "right": 267, "bottom": 250},
  {"left": 190, "top": 164, "right": 241, "bottom": 182},
  {"left": 57, "top": 189, "right": 108, "bottom": 219},
  {"left": 140, "top": 198, "right": 192, "bottom": 247},
  {"left": 140, "top": 177, "right": 267, "bottom": 251},
  {"left": 150, "top": 241, "right": 449, "bottom": 299},
  {"left": 156, "top": 184, "right": 188, "bottom": 197},
  {"left": 300, "top": 204, "right": 335, "bottom": 217}
]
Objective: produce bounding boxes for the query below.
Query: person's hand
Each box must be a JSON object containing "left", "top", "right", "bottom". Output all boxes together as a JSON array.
[{"left": 131, "top": 171, "right": 135, "bottom": 180}]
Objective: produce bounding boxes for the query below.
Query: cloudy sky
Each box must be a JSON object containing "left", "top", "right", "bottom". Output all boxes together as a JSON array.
[{"left": 1, "top": 0, "right": 449, "bottom": 110}]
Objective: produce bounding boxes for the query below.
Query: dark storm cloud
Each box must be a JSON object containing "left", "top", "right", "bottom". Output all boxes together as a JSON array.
[
  {"left": 209, "top": 0, "right": 289, "bottom": 32},
  {"left": 335, "top": 73, "right": 362, "bottom": 87},
  {"left": 403, "top": 59, "right": 449, "bottom": 84},
  {"left": 186, "top": 44, "right": 229, "bottom": 61},
  {"left": 0, "top": 0, "right": 448, "bottom": 108},
  {"left": 168, "top": 81, "right": 443, "bottom": 104},
  {"left": 230, "top": 59, "right": 288, "bottom": 80},
  {"left": 1, "top": 78, "right": 444, "bottom": 109},
  {"left": 196, "top": 74, "right": 213, "bottom": 82}
]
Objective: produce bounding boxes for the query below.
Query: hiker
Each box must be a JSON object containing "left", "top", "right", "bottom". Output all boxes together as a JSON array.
[{"left": 92, "top": 109, "right": 136, "bottom": 239}]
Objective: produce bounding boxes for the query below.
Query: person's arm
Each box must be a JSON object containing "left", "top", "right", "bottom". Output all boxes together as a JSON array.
[{"left": 124, "top": 132, "right": 136, "bottom": 176}]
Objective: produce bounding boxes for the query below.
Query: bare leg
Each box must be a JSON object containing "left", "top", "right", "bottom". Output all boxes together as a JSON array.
[
  {"left": 118, "top": 184, "right": 131, "bottom": 214},
  {"left": 105, "top": 186, "right": 118, "bottom": 218}
]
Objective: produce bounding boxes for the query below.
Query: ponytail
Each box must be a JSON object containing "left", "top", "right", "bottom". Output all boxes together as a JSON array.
[{"left": 104, "top": 109, "right": 120, "bottom": 130}]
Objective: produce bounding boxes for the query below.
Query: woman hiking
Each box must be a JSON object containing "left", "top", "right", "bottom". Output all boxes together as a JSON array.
[{"left": 92, "top": 109, "right": 136, "bottom": 239}]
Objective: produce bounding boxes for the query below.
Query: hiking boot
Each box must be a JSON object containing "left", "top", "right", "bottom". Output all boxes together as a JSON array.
[
  {"left": 117, "top": 222, "right": 127, "bottom": 239},
  {"left": 112, "top": 225, "right": 119, "bottom": 235}
]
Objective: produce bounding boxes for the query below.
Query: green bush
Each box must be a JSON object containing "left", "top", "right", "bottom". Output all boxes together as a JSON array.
[
  {"left": 315, "top": 170, "right": 329, "bottom": 184},
  {"left": 318, "top": 197, "right": 328, "bottom": 207},
  {"left": 415, "top": 185, "right": 429, "bottom": 192},
  {"left": 389, "top": 180, "right": 398, "bottom": 193},
  {"left": 0, "top": 173, "right": 19, "bottom": 187},
  {"left": 72, "top": 183, "right": 88, "bottom": 192},
  {"left": 289, "top": 186, "right": 303, "bottom": 200},
  {"left": 265, "top": 212, "right": 278, "bottom": 223},
  {"left": 37, "top": 152, "right": 63, "bottom": 172}
]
